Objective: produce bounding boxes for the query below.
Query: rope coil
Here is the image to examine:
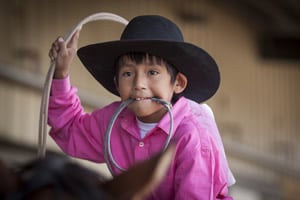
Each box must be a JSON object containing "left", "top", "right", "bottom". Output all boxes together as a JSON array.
[{"left": 38, "top": 12, "right": 129, "bottom": 158}]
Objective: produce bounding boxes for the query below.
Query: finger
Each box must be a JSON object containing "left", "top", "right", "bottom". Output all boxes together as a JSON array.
[
  {"left": 49, "top": 45, "right": 56, "bottom": 61},
  {"left": 49, "top": 48, "right": 58, "bottom": 62},
  {"left": 48, "top": 51, "right": 53, "bottom": 61},
  {"left": 49, "top": 36, "right": 63, "bottom": 61},
  {"left": 53, "top": 36, "right": 63, "bottom": 50},
  {"left": 51, "top": 48, "right": 58, "bottom": 59},
  {"left": 57, "top": 37, "right": 67, "bottom": 53},
  {"left": 48, "top": 50, "right": 53, "bottom": 60}
]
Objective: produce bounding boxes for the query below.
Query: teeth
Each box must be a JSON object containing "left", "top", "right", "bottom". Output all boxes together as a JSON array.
[{"left": 135, "top": 97, "right": 149, "bottom": 101}]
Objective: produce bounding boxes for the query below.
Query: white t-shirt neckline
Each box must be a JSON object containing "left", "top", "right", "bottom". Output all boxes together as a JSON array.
[{"left": 136, "top": 118, "right": 158, "bottom": 139}]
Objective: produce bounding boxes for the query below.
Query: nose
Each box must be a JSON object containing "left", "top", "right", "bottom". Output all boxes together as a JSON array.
[{"left": 133, "top": 73, "right": 146, "bottom": 90}]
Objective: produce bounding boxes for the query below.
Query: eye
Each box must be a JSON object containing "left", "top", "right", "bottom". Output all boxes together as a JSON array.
[
  {"left": 148, "top": 70, "right": 159, "bottom": 76},
  {"left": 121, "top": 71, "right": 132, "bottom": 77}
]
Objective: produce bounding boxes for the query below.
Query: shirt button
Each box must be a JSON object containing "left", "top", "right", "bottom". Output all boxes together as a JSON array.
[{"left": 139, "top": 142, "right": 144, "bottom": 147}]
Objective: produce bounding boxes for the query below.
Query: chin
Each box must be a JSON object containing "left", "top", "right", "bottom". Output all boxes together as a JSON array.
[
  {"left": 131, "top": 108, "right": 155, "bottom": 118},
  {"left": 132, "top": 108, "right": 167, "bottom": 123}
]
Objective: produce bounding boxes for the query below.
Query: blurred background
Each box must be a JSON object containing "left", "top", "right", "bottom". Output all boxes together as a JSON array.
[{"left": 0, "top": 0, "right": 299, "bottom": 199}]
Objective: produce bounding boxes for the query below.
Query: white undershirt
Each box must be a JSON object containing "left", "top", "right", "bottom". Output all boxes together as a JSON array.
[{"left": 136, "top": 118, "right": 157, "bottom": 139}]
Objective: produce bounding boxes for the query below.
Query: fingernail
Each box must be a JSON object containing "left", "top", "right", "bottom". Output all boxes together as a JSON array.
[{"left": 58, "top": 37, "right": 64, "bottom": 42}]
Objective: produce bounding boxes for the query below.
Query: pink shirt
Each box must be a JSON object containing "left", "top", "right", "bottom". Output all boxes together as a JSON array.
[{"left": 48, "top": 77, "right": 233, "bottom": 200}]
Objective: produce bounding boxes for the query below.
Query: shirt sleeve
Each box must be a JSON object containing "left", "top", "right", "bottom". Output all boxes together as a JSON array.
[
  {"left": 173, "top": 119, "right": 233, "bottom": 200},
  {"left": 48, "top": 76, "right": 106, "bottom": 162},
  {"left": 188, "top": 100, "right": 236, "bottom": 186}
]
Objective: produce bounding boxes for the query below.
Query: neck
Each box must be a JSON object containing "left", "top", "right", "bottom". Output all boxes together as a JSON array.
[{"left": 136, "top": 107, "right": 167, "bottom": 123}]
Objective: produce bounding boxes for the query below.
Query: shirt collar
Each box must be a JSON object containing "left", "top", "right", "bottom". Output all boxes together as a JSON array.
[
  {"left": 157, "top": 97, "right": 190, "bottom": 135},
  {"left": 118, "top": 96, "right": 190, "bottom": 136}
]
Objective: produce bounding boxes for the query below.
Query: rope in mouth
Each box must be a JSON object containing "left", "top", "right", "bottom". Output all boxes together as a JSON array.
[
  {"left": 104, "top": 97, "right": 174, "bottom": 175},
  {"left": 134, "top": 97, "right": 151, "bottom": 101}
]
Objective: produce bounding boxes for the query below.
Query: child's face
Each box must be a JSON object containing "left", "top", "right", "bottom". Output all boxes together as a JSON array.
[{"left": 116, "top": 55, "right": 182, "bottom": 123}]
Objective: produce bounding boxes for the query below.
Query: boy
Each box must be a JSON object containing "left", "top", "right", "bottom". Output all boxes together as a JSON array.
[{"left": 49, "top": 15, "right": 233, "bottom": 199}]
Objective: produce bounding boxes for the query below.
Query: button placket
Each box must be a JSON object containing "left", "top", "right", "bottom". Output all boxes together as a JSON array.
[{"left": 135, "top": 140, "right": 148, "bottom": 161}]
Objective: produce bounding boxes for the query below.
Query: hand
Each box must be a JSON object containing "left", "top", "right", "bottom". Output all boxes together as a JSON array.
[{"left": 48, "top": 30, "right": 80, "bottom": 79}]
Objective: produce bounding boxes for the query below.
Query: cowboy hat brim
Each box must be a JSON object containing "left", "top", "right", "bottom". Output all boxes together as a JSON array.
[{"left": 77, "top": 39, "right": 220, "bottom": 103}]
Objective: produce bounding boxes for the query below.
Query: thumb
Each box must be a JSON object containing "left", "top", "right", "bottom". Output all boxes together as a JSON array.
[{"left": 58, "top": 37, "right": 67, "bottom": 53}]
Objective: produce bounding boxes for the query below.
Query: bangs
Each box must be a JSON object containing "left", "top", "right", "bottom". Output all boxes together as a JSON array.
[{"left": 116, "top": 52, "right": 166, "bottom": 67}]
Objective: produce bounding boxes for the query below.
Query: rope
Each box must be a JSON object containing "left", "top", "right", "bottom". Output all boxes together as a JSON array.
[
  {"left": 38, "top": 12, "right": 128, "bottom": 158},
  {"left": 104, "top": 98, "right": 173, "bottom": 175}
]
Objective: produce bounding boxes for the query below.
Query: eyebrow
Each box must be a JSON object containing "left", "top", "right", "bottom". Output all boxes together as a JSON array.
[
  {"left": 119, "top": 63, "right": 135, "bottom": 69},
  {"left": 120, "top": 62, "right": 164, "bottom": 68}
]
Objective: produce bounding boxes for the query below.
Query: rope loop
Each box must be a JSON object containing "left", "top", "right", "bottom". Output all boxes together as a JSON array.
[
  {"left": 38, "top": 12, "right": 128, "bottom": 158},
  {"left": 104, "top": 98, "right": 173, "bottom": 175}
]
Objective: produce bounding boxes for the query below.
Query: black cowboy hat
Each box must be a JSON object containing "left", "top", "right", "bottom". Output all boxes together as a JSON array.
[{"left": 77, "top": 15, "right": 220, "bottom": 103}]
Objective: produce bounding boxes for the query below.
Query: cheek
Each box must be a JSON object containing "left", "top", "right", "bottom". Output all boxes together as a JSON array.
[
  {"left": 153, "top": 82, "right": 175, "bottom": 99},
  {"left": 117, "top": 81, "right": 131, "bottom": 98}
]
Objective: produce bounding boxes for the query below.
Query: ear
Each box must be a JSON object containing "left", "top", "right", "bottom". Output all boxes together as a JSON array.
[
  {"left": 102, "top": 145, "right": 175, "bottom": 200},
  {"left": 174, "top": 72, "right": 187, "bottom": 94}
]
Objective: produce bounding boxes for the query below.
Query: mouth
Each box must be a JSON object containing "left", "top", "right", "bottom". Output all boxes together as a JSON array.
[{"left": 128, "top": 97, "right": 172, "bottom": 109}]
